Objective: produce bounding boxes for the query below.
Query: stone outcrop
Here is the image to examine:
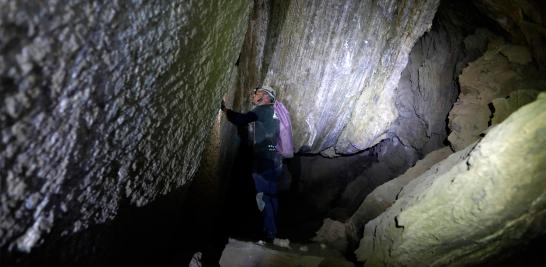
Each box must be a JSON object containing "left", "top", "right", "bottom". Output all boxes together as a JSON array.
[
  {"left": 356, "top": 93, "right": 546, "bottom": 266},
  {"left": 311, "top": 147, "right": 452, "bottom": 254},
  {"left": 490, "top": 89, "right": 541, "bottom": 126},
  {"left": 331, "top": 137, "right": 420, "bottom": 219},
  {"left": 472, "top": 0, "right": 546, "bottom": 70},
  {"left": 311, "top": 218, "right": 350, "bottom": 254},
  {"left": 303, "top": 1, "right": 492, "bottom": 224},
  {"left": 392, "top": 1, "right": 488, "bottom": 156},
  {"left": 448, "top": 36, "right": 546, "bottom": 151},
  {"left": 347, "top": 147, "right": 452, "bottom": 238},
  {"left": 238, "top": 0, "right": 442, "bottom": 154},
  {"left": 0, "top": 0, "right": 251, "bottom": 253}
]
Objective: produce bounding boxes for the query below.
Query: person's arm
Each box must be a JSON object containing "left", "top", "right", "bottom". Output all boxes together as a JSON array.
[
  {"left": 225, "top": 109, "right": 258, "bottom": 125},
  {"left": 222, "top": 100, "right": 258, "bottom": 126}
]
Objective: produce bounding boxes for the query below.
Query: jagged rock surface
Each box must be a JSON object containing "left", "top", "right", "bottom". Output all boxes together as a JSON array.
[
  {"left": 280, "top": 2, "right": 492, "bottom": 233},
  {"left": 347, "top": 147, "right": 452, "bottom": 239},
  {"left": 392, "top": 1, "right": 487, "bottom": 156},
  {"left": 311, "top": 147, "right": 452, "bottom": 254},
  {"left": 311, "top": 218, "right": 350, "bottom": 254},
  {"left": 314, "top": 1, "right": 490, "bottom": 222},
  {"left": 0, "top": 0, "right": 251, "bottom": 252},
  {"left": 472, "top": 0, "right": 546, "bottom": 70},
  {"left": 239, "top": 0, "right": 441, "bottom": 154},
  {"left": 491, "top": 89, "right": 541, "bottom": 125},
  {"left": 448, "top": 37, "right": 546, "bottom": 151},
  {"left": 356, "top": 94, "right": 546, "bottom": 266}
]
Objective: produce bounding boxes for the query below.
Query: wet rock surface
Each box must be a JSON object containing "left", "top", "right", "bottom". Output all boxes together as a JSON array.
[
  {"left": 0, "top": 0, "right": 250, "bottom": 255},
  {"left": 356, "top": 94, "right": 546, "bottom": 266}
]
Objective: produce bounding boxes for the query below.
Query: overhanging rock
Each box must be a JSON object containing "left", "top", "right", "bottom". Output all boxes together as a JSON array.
[
  {"left": 256, "top": 0, "right": 441, "bottom": 154},
  {"left": 0, "top": 0, "right": 251, "bottom": 252}
]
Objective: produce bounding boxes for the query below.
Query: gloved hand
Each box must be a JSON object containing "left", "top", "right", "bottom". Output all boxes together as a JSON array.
[{"left": 220, "top": 99, "right": 226, "bottom": 112}]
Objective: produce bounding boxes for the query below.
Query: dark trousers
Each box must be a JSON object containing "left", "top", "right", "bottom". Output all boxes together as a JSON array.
[{"left": 252, "top": 161, "right": 282, "bottom": 240}]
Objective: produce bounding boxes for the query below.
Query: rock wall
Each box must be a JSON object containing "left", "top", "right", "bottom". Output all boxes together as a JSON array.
[
  {"left": 473, "top": 0, "right": 546, "bottom": 70},
  {"left": 356, "top": 93, "right": 546, "bottom": 266},
  {"left": 392, "top": 0, "right": 487, "bottom": 156},
  {"left": 296, "top": 0, "right": 490, "bottom": 225},
  {"left": 448, "top": 35, "right": 546, "bottom": 151},
  {"left": 347, "top": 147, "right": 452, "bottom": 240},
  {"left": 238, "top": 0, "right": 441, "bottom": 155},
  {"left": 311, "top": 147, "right": 452, "bottom": 254},
  {"left": 0, "top": 0, "right": 251, "bottom": 254}
]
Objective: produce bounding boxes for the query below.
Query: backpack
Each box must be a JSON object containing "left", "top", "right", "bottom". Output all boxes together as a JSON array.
[{"left": 273, "top": 101, "right": 294, "bottom": 158}]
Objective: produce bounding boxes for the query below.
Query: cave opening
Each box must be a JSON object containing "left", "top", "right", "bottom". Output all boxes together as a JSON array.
[{"left": 1, "top": 0, "right": 546, "bottom": 267}]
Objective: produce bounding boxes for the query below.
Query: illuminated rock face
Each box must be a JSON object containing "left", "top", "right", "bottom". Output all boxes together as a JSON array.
[
  {"left": 347, "top": 147, "right": 452, "bottom": 240},
  {"left": 293, "top": 1, "right": 490, "bottom": 223},
  {"left": 356, "top": 94, "right": 546, "bottom": 266},
  {"left": 447, "top": 37, "right": 546, "bottom": 151},
  {"left": 0, "top": 0, "right": 250, "bottom": 252},
  {"left": 250, "top": 0, "right": 441, "bottom": 154}
]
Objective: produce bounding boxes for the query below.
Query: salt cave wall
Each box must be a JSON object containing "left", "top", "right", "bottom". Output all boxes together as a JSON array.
[{"left": 0, "top": 0, "right": 251, "bottom": 255}]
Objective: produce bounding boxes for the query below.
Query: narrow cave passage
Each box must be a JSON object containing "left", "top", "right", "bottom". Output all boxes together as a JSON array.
[{"left": 1, "top": 0, "right": 545, "bottom": 267}]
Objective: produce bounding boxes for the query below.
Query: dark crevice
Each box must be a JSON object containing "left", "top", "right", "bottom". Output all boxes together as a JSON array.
[
  {"left": 394, "top": 215, "right": 404, "bottom": 230},
  {"left": 487, "top": 102, "right": 496, "bottom": 127}
]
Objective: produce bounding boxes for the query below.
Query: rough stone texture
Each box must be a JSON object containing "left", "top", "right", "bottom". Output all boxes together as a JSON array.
[
  {"left": 356, "top": 93, "right": 546, "bottom": 266},
  {"left": 310, "top": 147, "right": 452, "bottom": 254},
  {"left": 491, "top": 89, "right": 541, "bottom": 125},
  {"left": 219, "top": 238, "right": 354, "bottom": 267},
  {"left": 286, "top": 150, "right": 375, "bottom": 218},
  {"left": 0, "top": 0, "right": 251, "bottom": 253},
  {"left": 274, "top": 2, "right": 493, "bottom": 233},
  {"left": 472, "top": 0, "right": 546, "bottom": 70},
  {"left": 347, "top": 147, "right": 452, "bottom": 239},
  {"left": 448, "top": 37, "right": 546, "bottom": 151},
  {"left": 311, "top": 218, "right": 349, "bottom": 254},
  {"left": 239, "top": 0, "right": 441, "bottom": 155},
  {"left": 392, "top": 1, "right": 488, "bottom": 156},
  {"left": 278, "top": 136, "right": 422, "bottom": 243},
  {"left": 331, "top": 137, "right": 419, "bottom": 219}
]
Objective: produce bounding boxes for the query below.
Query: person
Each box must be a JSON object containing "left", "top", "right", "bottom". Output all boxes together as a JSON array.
[{"left": 221, "top": 86, "right": 282, "bottom": 242}]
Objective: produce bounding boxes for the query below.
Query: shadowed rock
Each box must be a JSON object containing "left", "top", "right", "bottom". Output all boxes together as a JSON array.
[{"left": 0, "top": 0, "right": 251, "bottom": 253}]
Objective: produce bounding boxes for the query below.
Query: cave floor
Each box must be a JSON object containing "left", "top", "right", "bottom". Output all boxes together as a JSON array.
[{"left": 217, "top": 238, "right": 354, "bottom": 267}]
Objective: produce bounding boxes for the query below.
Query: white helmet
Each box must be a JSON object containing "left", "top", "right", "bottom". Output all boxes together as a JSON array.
[{"left": 257, "top": 85, "right": 276, "bottom": 102}]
